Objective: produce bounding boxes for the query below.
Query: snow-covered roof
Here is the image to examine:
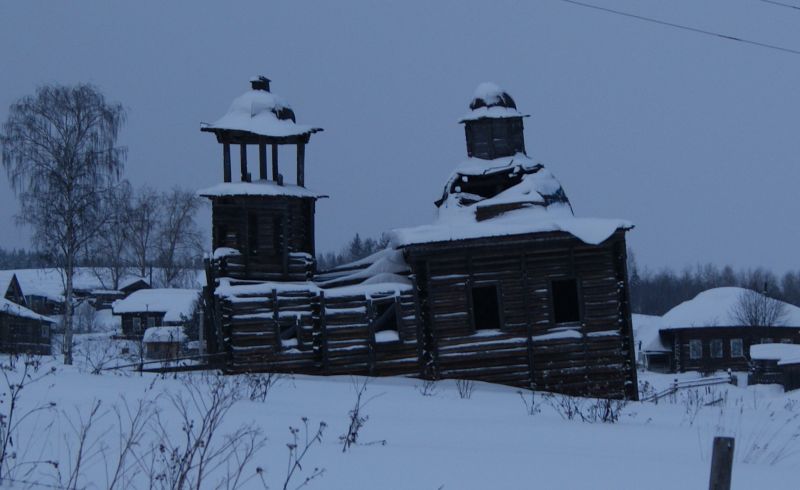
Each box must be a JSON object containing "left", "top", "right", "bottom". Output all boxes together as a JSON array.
[
  {"left": 198, "top": 180, "right": 327, "bottom": 199},
  {"left": 390, "top": 153, "right": 631, "bottom": 248},
  {"left": 201, "top": 80, "right": 322, "bottom": 138},
  {"left": 750, "top": 343, "right": 800, "bottom": 364},
  {"left": 143, "top": 326, "right": 187, "bottom": 344},
  {"left": 0, "top": 268, "right": 149, "bottom": 302},
  {"left": 112, "top": 289, "right": 199, "bottom": 323},
  {"left": 661, "top": 287, "right": 800, "bottom": 330},
  {"left": 459, "top": 82, "right": 529, "bottom": 122},
  {"left": 0, "top": 297, "right": 54, "bottom": 323},
  {"left": 632, "top": 314, "right": 669, "bottom": 353}
]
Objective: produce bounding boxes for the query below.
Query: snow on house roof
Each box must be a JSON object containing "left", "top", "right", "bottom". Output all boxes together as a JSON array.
[
  {"left": 197, "top": 180, "right": 327, "bottom": 199},
  {"left": 661, "top": 287, "right": 800, "bottom": 330},
  {"left": 112, "top": 289, "right": 199, "bottom": 323},
  {"left": 0, "top": 297, "right": 54, "bottom": 323},
  {"left": 632, "top": 314, "right": 669, "bottom": 353},
  {"left": 143, "top": 326, "right": 187, "bottom": 344},
  {"left": 201, "top": 86, "right": 322, "bottom": 138},
  {"left": 0, "top": 268, "right": 149, "bottom": 302},
  {"left": 390, "top": 153, "right": 631, "bottom": 248},
  {"left": 459, "top": 82, "right": 529, "bottom": 122},
  {"left": 750, "top": 343, "right": 800, "bottom": 364}
]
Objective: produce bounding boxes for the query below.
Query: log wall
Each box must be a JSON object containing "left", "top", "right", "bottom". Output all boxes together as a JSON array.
[
  {"left": 405, "top": 230, "right": 638, "bottom": 399},
  {"left": 210, "top": 195, "right": 316, "bottom": 281},
  {"left": 207, "top": 230, "right": 638, "bottom": 400}
]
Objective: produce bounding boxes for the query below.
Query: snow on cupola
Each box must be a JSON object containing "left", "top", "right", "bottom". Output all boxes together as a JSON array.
[
  {"left": 460, "top": 82, "right": 529, "bottom": 160},
  {"left": 435, "top": 83, "right": 570, "bottom": 222},
  {"left": 202, "top": 76, "right": 322, "bottom": 139}
]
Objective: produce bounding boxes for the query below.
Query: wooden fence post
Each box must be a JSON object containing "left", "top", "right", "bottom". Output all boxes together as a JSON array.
[{"left": 708, "top": 436, "right": 734, "bottom": 490}]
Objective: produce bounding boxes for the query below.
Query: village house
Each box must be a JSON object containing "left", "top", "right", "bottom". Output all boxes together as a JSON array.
[
  {"left": 201, "top": 77, "right": 639, "bottom": 399},
  {"left": 112, "top": 288, "right": 199, "bottom": 339},
  {"left": 642, "top": 287, "right": 800, "bottom": 373},
  {"left": 0, "top": 273, "right": 54, "bottom": 355}
]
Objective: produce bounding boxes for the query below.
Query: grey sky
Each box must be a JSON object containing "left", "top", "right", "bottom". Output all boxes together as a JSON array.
[{"left": 1, "top": 0, "right": 799, "bottom": 273}]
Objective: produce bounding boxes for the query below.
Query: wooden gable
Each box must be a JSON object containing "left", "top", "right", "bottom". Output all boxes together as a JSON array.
[{"left": 2, "top": 274, "right": 27, "bottom": 308}]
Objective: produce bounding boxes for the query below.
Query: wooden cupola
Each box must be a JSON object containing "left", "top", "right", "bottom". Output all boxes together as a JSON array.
[
  {"left": 459, "top": 82, "right": 528, "bottom": 160},
  {"left": 201, "top": 76, "right": 323, "bottom": 186},
  {"left": 199, "top": 77, "right": 325, "bottom": 282}
]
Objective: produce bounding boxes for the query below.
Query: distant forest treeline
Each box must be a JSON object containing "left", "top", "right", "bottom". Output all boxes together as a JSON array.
[{"left": 4, "top": 235, "right": 800, "bottom": 316}]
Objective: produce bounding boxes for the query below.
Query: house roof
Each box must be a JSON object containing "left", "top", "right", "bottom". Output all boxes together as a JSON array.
[
  {"left": 632, "top": 313, "right": 670, "bottom": 353},
  {"left": 201, "top": 80, "right": 322, "bottom": 139},
  {"left": 0, "top": 268, "right": 150, "bottom": 302},
  {"left": 112, "top": 289, "right": 199, "bottom": 323},
  {"left": 0, "top": 297, "right": 55, "bottom": 323},
  {"left": 661, "top": 287, "right": 800, "bottom": 330},
  {"left": 750, "top": 343, "right": 800, "bottom": 365}
]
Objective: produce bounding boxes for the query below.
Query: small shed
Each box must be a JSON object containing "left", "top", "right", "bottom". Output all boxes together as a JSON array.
[
  {"left": 142, "top": 326, "right": 187, "bottom": 360},
  {"left": 112, "top": 289, "right": 199, "bottom": 339}
]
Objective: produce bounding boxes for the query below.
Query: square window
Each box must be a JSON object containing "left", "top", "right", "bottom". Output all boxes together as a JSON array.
[
  {"left": 552, "top": 279, "right": 580, "bottom": 324},
  {"left": 689, "top": 339, "right": 703, "bottom": 360},
  {"left": 710, "top": 339, "right": 723, "bottom": 358},
  {"left": 471, "top": 284, "right": 501, "bottom": 331},
  {"left": 762, "top": 338, "right": 774, "bottom": 344},
  {"left": 147, "top": 317, "right": 156, "bottom": 328},
  {"left": 781, "top": 338, "right": 792, "bottom": 344},
  {"left": 132, "top": 317, "right": 141, "bottom": 333},
  {"left": 730, "top": 338, "right": 744, "bottom": 358}
]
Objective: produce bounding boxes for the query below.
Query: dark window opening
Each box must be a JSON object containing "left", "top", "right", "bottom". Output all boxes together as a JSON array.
[
  {"left": 248, "top": 213, "right": 259, "bottom": 256},
  {"left": 471, "top": 285, "right": 501, "bottom": 330},
  {"left": 552, "top": 279, "right": 580, "bottom": 324},
  {"left": 279, "top": 315, "right": 301, "bottom": 350},
  {"left": 373, "top": 300, "right": 400, "bottom": 343},
  {"left": 373, "top": 301, "right": 398, "bottom": 332}
]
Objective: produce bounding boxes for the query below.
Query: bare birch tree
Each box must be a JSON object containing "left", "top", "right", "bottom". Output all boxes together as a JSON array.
[
  {"left": 732, "top": 288, "right": 787, "bottom": 327},
  {"left": 126, "top": 185, "right": 161, "bottom": 280},
  {"left": 1, "top": 84, "right": 126, "bottom": 365},
  {"left": 88, "top": 179, "right": 133, "bottom": 290},
  {"left": 155, "top": 187, "right": 203, "bottom": 287}
]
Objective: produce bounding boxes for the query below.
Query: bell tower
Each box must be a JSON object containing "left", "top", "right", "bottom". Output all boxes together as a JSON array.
[
  {"left": 200, "top": 76, "right": 324, "bottom": 281},
  {"left": 460, "top": 82, "right": 528, "bottom": 160}
]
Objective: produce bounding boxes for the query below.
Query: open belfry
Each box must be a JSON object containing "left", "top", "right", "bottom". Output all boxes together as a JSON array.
[{"left": 201, "top": 77, "right": 638, "bottom": 399}]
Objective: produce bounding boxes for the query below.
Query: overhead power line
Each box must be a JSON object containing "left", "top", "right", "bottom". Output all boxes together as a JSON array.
[
  {"left": 757, "top": 0, "right": 800, "bottom": 12},
  {"left": 557, "top": 0, "right": 800, "bottom": 56}
]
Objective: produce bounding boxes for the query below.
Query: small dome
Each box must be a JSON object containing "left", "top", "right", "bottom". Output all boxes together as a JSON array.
[
  {"left": 469, "top": 82, "right": 518, "bottom": 111},
  {"left": 228, "top": 90, "right": 296, "bottom": 123}
]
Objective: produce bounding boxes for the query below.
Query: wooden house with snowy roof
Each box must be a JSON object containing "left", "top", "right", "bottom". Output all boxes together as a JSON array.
[
  {"left": 201, "top": 78, "right": 638, "bottom": 399},
  {"left": 646, "top": 287, "right": 800, "bottom": 374},
  {"left": 112, "top": 288, "right": 199, "bottom": 339},
  {"left": 0, "top": 273, "right": 54, "bottom": 354}
]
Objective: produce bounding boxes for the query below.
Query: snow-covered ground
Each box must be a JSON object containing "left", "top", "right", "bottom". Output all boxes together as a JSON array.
[{"left": 2, "top": 339, "right": 798, "bottom": 489}]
